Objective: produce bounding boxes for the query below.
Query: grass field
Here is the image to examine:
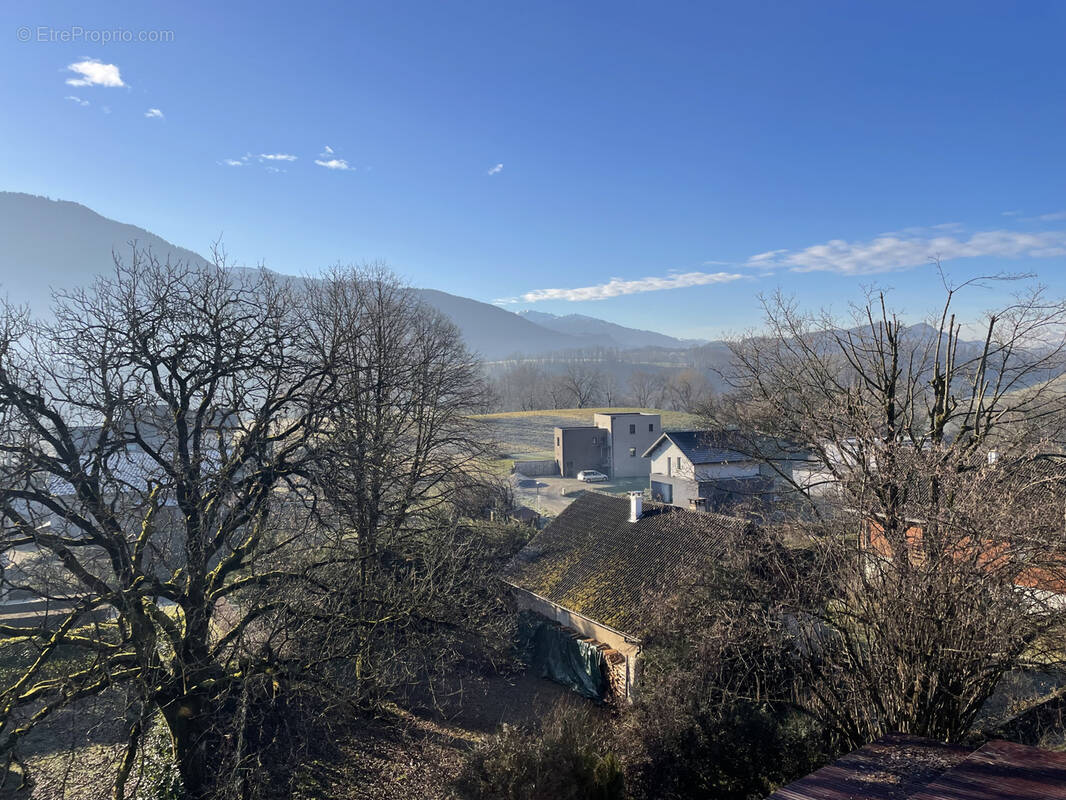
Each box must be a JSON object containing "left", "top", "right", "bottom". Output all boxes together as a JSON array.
[{"left": 471, "top": 407, "right": 704, "bottom": 463}]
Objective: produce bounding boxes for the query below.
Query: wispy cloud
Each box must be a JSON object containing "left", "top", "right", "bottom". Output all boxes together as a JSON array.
[
  {"left": 144, "top": 108, "right": 164, "bottom": 119},
  {"left": 258, "top": 153, "right": 297, "bottom": 162},
  {"left": 64, "top": 95, "right": 89, "bottom": 107},
  {"left": 314, "top": 146, "right": 351, "bottom": 170},
  {"left": 487, "top": 163, "right": 504, "bottom": 176},
  {"left": 1002, "top": 209, "right": 1023, "bottom": 217},
  {"left": 222, "top": 159, "right": 244, "bottom": 167},
  {"left": 500, "top": 271, "right": 745, "bottom": 303},
  {"left": 1036, "top": 210, "right": 1066, "bottom": 222},
  {"left": 749, "top": 229, "right": 1066, "bottom": 275},
  {"left": 65, "top": 59, "right": 125, "bottom": 88}
]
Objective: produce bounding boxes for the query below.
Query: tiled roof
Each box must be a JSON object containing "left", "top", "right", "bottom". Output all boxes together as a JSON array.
[
  {"left": 767, "top": 735, "right": 1066, "bottom": 800},
  {"left": 501, "top": 492, "right": 748, "bottom": 637}
]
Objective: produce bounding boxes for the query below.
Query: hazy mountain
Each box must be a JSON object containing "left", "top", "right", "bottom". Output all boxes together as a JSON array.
[
  {"left": 0, "top": 192, "right": 210, "bottom": 310},
  {"left": 518, "top": 310, "right": 703, "bottom": 350},
  {"left": 0, "top": 191, "right": 690, "bottom": 360},
  {"left": 413, "top": 289, "right": 586, "bottom": 359}
]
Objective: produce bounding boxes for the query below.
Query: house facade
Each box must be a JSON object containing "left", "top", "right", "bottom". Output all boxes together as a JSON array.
[
  {"left": 644, "top": 430, "right": 782, "bottom": 511},
  {"left": 553, "top": 411, "right": 660, "bottom": 479}
]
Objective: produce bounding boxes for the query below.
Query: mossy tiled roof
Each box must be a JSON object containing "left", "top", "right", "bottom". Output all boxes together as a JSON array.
[{"left": 501, "top": 492, "right": 748, "bottom": 637}]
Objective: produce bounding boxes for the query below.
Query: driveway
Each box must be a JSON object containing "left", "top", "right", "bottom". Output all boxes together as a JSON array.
[{"left": 512, "top": 473, "right": 649, "bottom": 518}]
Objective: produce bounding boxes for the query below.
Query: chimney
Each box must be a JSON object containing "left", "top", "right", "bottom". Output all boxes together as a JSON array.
[{"left": 628, "top": 491, "right": 643, "bottom": 522}]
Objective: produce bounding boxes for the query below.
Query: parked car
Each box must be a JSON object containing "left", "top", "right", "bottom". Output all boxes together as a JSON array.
[{"left": 576, "top": 469, "right": 608, "bottom": 483}]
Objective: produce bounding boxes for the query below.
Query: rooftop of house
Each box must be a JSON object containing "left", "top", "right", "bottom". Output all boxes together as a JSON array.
[
  {"left": 767, "top": 734, "right": 1066, "bottom": 800},
  {"left": 500, "top": 491, "right": 749, "bottom": 637},
  {"left": 644, "top": 429, "right": 810, "bottom": 465}
]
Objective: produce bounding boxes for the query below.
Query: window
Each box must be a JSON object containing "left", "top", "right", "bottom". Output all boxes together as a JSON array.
[
  {"left": 629, "top": 424, "right": 636, "bottom": 434},
  {"left": 629, "top": 447, "right": 637, "bottom": 457},
  {"left": 677, "top": 456, "right": 682, "bottom": 469},
  {"left": 648, "top": 423, "right": 654, "bottom": 432},
  {"left": 556, "top": 437, "right": 560, "bottom": 447}
]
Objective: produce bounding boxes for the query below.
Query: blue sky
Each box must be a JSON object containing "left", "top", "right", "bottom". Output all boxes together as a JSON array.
[{"left": 2, "top": 1, "right": 1065, "bottom": 338}]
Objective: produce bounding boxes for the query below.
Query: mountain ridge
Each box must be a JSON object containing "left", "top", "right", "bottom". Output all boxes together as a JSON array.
[{"left": 0, "top": 191, "right": 693, "bottom": 360}]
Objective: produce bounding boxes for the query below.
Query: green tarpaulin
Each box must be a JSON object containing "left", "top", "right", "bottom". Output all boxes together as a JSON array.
[{"left": 517, "top": 611, "right": 607, "bottom": 700}]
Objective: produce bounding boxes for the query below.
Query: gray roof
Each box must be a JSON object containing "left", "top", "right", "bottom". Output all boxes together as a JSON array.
[
  {"left": 643, "top": 429, "right": 807, "bottom": 465},
  {"left": 501, "top": 492, "right": 749, "bottom": 637},
  {"left": 642, "top": 430, "right": 752, "bottom": 464}
]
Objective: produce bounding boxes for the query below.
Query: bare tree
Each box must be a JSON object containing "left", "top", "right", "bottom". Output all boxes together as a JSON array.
[
  {"left": 629, "top": 370, "right": 662, "bottom": 409},
  {"left": 0, "top": 253, "right": 495, "bottom": 798},
  {"left": 704, "top": 276, "right": 1066, "bottom": 746},
  {"left": 601, "top": 371, "right": 622, "bottom": 407},
  {"left": 498, "top": 360, "right": 547, "bottom": 411},
  {"left": 561, "top": 362, "right": 602, "bottom": 409},
  {"left": 664, "top": 369, "right": 711, "bottom": 411}
]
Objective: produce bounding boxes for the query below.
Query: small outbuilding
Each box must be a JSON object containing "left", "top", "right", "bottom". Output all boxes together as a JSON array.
[{"left": 501, "top": 490, "right": 749, "bottom": 702}]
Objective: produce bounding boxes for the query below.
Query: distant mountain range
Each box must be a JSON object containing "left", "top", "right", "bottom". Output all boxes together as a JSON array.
[
  {"left": 0, "top": 192, "right": 697, "bottom": 360},
  {"left": 518, "top": 310, "right": 704, "bottom": 350}
]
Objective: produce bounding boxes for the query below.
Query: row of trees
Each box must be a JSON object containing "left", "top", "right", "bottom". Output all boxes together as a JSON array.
[
  {"left": 491, "top": 361, "right": 713, "bottom": 412},
  {"left": 0, "top": 254, "right": 518, "bottom": 799}
]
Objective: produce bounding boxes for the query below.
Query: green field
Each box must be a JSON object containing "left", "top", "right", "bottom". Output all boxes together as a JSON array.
[{"left": 471, "top": 407, "right": 704, "bottom": 463}]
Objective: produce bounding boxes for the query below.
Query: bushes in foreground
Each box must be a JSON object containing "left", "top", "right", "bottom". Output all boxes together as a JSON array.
[{"left": 454, "top": 703, "right": 624, "bottom": 800}]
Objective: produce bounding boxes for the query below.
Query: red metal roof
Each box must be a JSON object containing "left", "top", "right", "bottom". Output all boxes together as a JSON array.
[
  {"left": 767, "top": 735, "right": 971, "bottom": 800},
  {"left": 768, "top": 735, "right": 1066, "bottom": 800},
  {"left": 908, "top": 740, "right": 1066, "bottom": 800}
]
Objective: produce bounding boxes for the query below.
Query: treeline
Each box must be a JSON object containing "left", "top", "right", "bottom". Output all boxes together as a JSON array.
[{"left": 486, "top": 353, "right": 717, "bottom": 412}]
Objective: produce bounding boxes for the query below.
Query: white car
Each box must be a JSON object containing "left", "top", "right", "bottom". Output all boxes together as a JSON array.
[{"left": 576, "top": 469, "right": 608, "bottom": 483}]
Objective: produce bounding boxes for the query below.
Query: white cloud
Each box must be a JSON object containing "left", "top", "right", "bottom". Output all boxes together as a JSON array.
[
  {"left": 322, "top": 145, "right": 334, "bottom": 155},
  {"left": 749, "top": 229, "right": 1066, "bottom": 275},
  {"left": 144, "top": 108, "right": 164, "bottom": 119},
  {"left": 315, "top": 158, "right": 351, "bottom": 170},
  {"left": 748, "top": 249, "right": 786, "bottom": 263},
  {"left": 1036, "top": 210, "right": 1066, "bottom": 222},
  {"left": 64, "top": 95, "right": 89, "bottom": 107},
  {"left": 222, "top": 159, "right": 244, "bottom": 167},
  {"left": 258, "top": 153, "right": 297, "bottom": 161},
  {"left": 487, "top": 163, "right": 504, "bottom": 176},
  {"left": 1002, "top": 210, "right": 1022, "bottom": 217},
  {"left": 501, "top": 271, "right": 745, "bottom": 303},
  {"left": 65, "top": 59, "right": 125, "bottom": 88}
]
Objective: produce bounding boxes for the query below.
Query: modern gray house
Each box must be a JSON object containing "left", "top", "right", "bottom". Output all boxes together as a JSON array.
[
  {"left": 554, "top": 412, "right": 660, "bottom": 479},
  {"left": 644, "top": 430, "right": 795, "bottom": 511}
]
